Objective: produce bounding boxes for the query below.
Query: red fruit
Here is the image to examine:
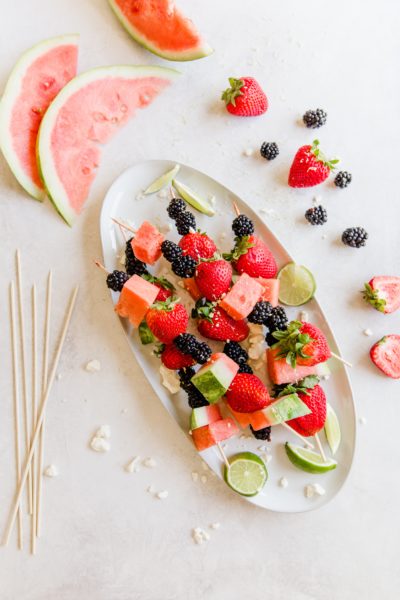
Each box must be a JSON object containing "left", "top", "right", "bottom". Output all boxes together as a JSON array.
[
  {"left": 370, "top": 335, "right": 400, "bottom": 378},
  {"left": 195, "top": 259, "right": 232, "bottom": 301},
  {"left": 161, "top": 344, "right": 195, "bottom": 370},
  {"left": 146, "top": 300, "right": 188, "bottom": 344},
  {"left": 287, "top": 385, "right": 327, "bottom": 436},
  {"left": 197, "top": 306, "right": 249, "bottom": 342},
  {"left": 298, "top": 322, "right": 331, "bottom": 366},
  {"left": 221, "top": 76, "right": 268, "bottom": 117},
  {"left": 288, "top": 140, "right": 338, "bottom": 188},
  {"left": 363, "top": 276, "right": 400, "bottom": 314},
  {"left": 225, "top": 373, "right": 271, "bottom": 413},
  {"left": 234, "top": 235, "right": 277, "bottom": 279},
  {"left": 272, "top": 320, "right": 331, "bottom": 368},
  {"left": 154, "top": 282, "right": 173, "bottom": 302},
  {"left": 179, "top": 232, "right": 217, "bottom": 261}
]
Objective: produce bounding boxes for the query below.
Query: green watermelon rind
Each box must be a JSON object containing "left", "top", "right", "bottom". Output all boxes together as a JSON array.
[
  {"left": 37, "top": 65, "right": 180, "bottom": 226},
  {"left": 0, "top": 34, "right": 79, "bottom": 202},
  {"left": 108, "top": 0, "right": 213, "bottom": 62}
]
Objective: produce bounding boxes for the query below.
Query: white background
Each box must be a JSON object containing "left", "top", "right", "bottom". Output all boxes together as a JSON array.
[{"left": 1, "top": 0, "right": 400, "bottom": 598}]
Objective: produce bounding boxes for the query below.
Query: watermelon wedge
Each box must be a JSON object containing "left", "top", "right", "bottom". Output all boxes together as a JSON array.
[
  {"left": 0, "top": 35, "right": 79, "bottom": 201},
  {"left": 108, "top": 0, "right": 213, "bottom": 61},
  {"left": 37, "top": 65, "right": 179, "bottom": 225}
]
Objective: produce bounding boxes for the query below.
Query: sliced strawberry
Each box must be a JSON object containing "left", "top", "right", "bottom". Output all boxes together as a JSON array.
[
  {"left": 363, "top": 276, "right": 400, "bottom": 314},
  {"left": 370, "top": 335, "right": 400, "bottom": 378},
  {"left": 225, "top": 373, "right": 271, "bottom": 413},
  {"left": 161, "top": 344, "right": 196, "bottom": 370},
  {"left": 288, "top": 140, "right": 339, "bottom": 188},
  {"left": 179, "top": 232, "right": 217, "bottom": 261},
  {"left": 196, "top": 304, "right": 249, "bottom": 342},
  {"left": 195, "top": 259, "right": 232, "bottom": 301}
]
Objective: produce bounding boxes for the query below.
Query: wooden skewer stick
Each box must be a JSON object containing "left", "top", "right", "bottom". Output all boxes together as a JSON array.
[
  {"left": 314, "top": 432, "right": 327, "bottom": 462},
  {"left": 94, "top": 260, "right": 109, "bottom": 275},
  {"left": 111, "top": 217, "right": 136, "bottom": 234},
  {"left": 330, "top": 352, "right": 352, "bottom": 368},
  {"left": 9, "top": 282, "right": 24, "bottom": 550},
  {"left": 16, "top": 250, "right": 33, "bottom": 515},
  {"left": 31, "top": 285, "right": 38, "bottom": 554},
  {"left": 281, "top": 422, "right": 314, "bottom": 449},
  {"left": 216, "top": 442, "right": 230, "bottom": 470},
  {"left": 232, "top": 200, "right": 241, "bottom": 217},
  {"left": 3, "top": 285, "right": 79, "bottom": 547}
]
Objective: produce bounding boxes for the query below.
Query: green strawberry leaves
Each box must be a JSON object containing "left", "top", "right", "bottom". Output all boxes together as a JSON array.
[
  {"left": 221, "top": 77, "right": 244, "bottom": 107},
  {"left": 142, "top": 274, "right": 175, "bottom": 291},
  {"left": 273, "top": 375, "right": 320, "bottom": 398},
  {"left": 310, "top": 139, "right": 339, "bottom": 172},
  {"left": 362, "top": 282, "right": 386, "bottom": 312},
  {"left": 191, "top": 298, "right": 216, "bottom": 322},
  {"left": 151, "top": 296, "right": 179, "bottom": 311},
  {"left": 271, "top": 320, "right": 316, "bottom": 369},
  {"left": 223, "top": 235, "right": 255, "bottom": 262}
]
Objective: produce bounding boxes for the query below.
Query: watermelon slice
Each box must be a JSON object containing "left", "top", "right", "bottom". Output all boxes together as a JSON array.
[
  {"left": 0, "top": 35, "right": 79, "bottom": 201},
  {"left": 108, "top": 0, "right": 213, "bottom": 61},
  {"left": 37, "top": 65, "right": 179, "bottom": 225}
]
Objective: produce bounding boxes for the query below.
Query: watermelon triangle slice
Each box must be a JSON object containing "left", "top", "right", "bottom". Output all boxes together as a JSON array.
[
  {"left": 37, "top": 65, "right": 179, "bottom": 225},
  {"left": 108, "top": 0, "right": 213, "bottom": 61},
  {"left": 0, "top": 35, "right": 79, "bottom": 201}
]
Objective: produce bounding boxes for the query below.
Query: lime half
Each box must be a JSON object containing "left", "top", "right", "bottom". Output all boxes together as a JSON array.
[
  {"left": 277, "top": 263, "right": 316, "bottom": 306},
  {"left": 144, "top": 164, "right": 180, "bottom": 194},
  {"left": 285, "top": 442, "right": 337, "bottom": 474},
  {"left": 324, "top": 403, "right": 341, "bottom": 455},
  {"left": 172, "top": 179, "right": 215, "bottom": 216},
  {"left": 224, "top": 452, "right": 268, "bottom": 496}
]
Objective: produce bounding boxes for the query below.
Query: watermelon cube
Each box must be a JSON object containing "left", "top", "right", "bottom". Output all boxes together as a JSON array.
[
  {"left": 229, "top": 407, "right": 270, "bottom": 431},
  {"left": 256, "top": 278, "right": 280, "bottom": 307},
  {"left": 115, "top": 274, "right": 159, "bottom": 328},
  {"left": 132, "top": 221, "right": 164, "bottom": 264},
  {"left": 219, "top": 273, "right": 263, "bottom": 320},
  {"left": 190, "top": 404, "right": 222, "bottom": 430},
  {"left": 267, "top": 348, "right": 318, "bottom": 384},
  {"left": 192, "top": 418, "right": 239, "bottom": 451},
  {"left": 191, "top": 353, "right": 239, "bottom": 404},
  {"left": 261, "top": 394, "right": 311, "bottom": 426},
  {"left": 183, "top": 277, "right": 202, "bottom": 301}
]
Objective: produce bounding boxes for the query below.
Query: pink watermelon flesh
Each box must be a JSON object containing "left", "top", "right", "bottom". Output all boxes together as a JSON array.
[
  {"left": 10, "top": 43, "right": 78, "bottom": 193},
  {"left": 267, "top": 348, "right": 317, "bottom": 384},
  {"left": 50, "top": 76, "right": 171, "bottom": 216}
]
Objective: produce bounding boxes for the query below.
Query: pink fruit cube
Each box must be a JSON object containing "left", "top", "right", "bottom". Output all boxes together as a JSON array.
[
  {"left": 256, "top": 278, "right": 279, "bottom": 307},
  {"left": 192, "top": 418, "right": 239, "bottom": 451},
  {"left": 115, "top": 274, "right": 159, "bottom": 328},
  {"left": 229, "top": 407, "right": 269, "bottom": 431},
  {"left": 219, "top": 273, "right": 263, "bottom": 320},
  {"left": 132, "top": 221, "right": 164, "bottom": 264},
  {"left": 267, "top": 348, "right": 317, "bottom": 384}
]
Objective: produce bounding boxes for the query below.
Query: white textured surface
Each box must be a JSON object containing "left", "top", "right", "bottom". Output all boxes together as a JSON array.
[{"left": 0, "top": 0, "right": 399, "bottom": 598}]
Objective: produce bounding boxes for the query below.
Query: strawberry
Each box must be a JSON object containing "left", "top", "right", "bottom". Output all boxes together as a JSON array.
[
  {"left": 142, "top": 274, "right": 174, "bottom": 302},
  {"left": 195, "top": 302, "right": 249, "bottom": 342},
  {"left": 370, "top": 335, "right": 400, "bottom": 378},
  {"left": 363, "top": 276, "right": 400, "bottom": 314},
  {"left": 275, "top": 375, "right": 326, "bottom": 436},
  {"left": 288, "top": 140, "right": 339, "bottom": 188},
  {"left": 146, "top": 299, "right": 189, "bottom": 344},
  {"left": 179, "top": 232, "right": 217, "bottom": 262},
  {"left": 195, "top": 259, "right": 232, "bottom": 301},
  {"left": 161, "top": 344, "right": 195, "bottom": 370},
  {"left": 271, "top": 320, "right": 331, "bottom": 368},
  {"left": 221, "top": 77, "right": 268, "bottom": 117},
  {"left": 226, "top": 373, "right": 271, "bottom": 413},
  {"left": 224, "top": 235, "right": 277, "bottom": 278}
]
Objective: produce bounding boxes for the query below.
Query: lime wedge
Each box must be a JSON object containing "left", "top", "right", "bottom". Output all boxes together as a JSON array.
[
  {"left": 144, "top": 164, "right": 180, "bottom": 195},
  {"left": 285, "top": 442, "right": 337, "bottom": 474},
  {"left": 324, "top": 403, "right": 341, "bottom": 455},
  {"left": 172, "top": 179, "right": 215, "bottom": 216},
  {"left": 277, "top": 263, "right": 316, "bottom": 306},
  {"left": 224, "top": 452, "right": 268, "bottom": 496}
]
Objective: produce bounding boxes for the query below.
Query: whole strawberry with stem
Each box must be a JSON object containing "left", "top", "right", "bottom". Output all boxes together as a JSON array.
[
  {"left": 224, "top": 235, "right": 277, "bottom": 279},
  {"left": 226, "top": 373, "right": 271, "bottom": 413},
  {"left": 276, "top": 376, "right": 327, "bottom": 436},
  {"left": 271, "top": 320, "right": 331, "bottom": 368},
  {"left": 221, "top": 77, "right": 268, "bottom": 117},
  {"left": 195, "top": 258, "right": 232, "bottom": 301},
  {"left": 146, "top": 298, "right": 189, "bottom": 344},
  {"left": 288, "top": 140, "right": 339, "bottom": 188},
  {"left": 179, "top": 232, "right": 217, "bottom": 262},
  {"left": 194, "top": 301, "right": 249, "bottom": 342},
  {"left": 363, "top": 276, "right": 400, "bottom": 314}
]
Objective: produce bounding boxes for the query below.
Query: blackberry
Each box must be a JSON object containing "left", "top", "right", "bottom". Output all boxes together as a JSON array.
[
  {"left": 266, "top": 306, "right": 288, "bottom": 332},
  {"left": 167, "top": 198, "right": 186, "bottom": 219},
  {"left": 232, "top": 214, "right": 254, "bottom": 237},
  {"left": 106, "top": 270, "right": 129, "bottom": 292},
  {"left": 178, "top": 367, "right": 196, "bottom": 393},
  {"left": 248, "top": 301, "right": 273, "bottom": 324},
  {"left": 161, "top": 240, "right": 182, "bottom": 263},
  {"left": 187, "top": 389, "right": 209, "bottom": 409},
  {"left": 302, "top": 108, "right": 327, "bottom": 129},
  {"left": 342, "top": 227, "right": 368, "bottom": 248},
  {"left": 192, "top": 341, "right": 212, "bottom": 364},
  {"left": 175, "top": 333, "right": 198, "bottom": 355},
  {"left": 250, "top": 425, "right": 271, "bottom": 441},
  {"left": 175, "top": 212, "right": 196, "bottom": 235},
  {"left": 305, "top": 205, "right": 327, "bottom": 226},
  {"left": 238, "top": 363, "right": 253, "bottom": 374},
  {"left": 265, "top": 331, "right": 277, "bottom": 347},
  {"left": 223, "top": 341, "right": 248, "bottom": 364},
  {"left": 334, "top": 171, "right": 352, "bottom": 189},
  {"left": 260, "top": 142, "right": 279, "bottom": 161},
  {"left": 125, "top": 239, "right": 148, "bottom": 276},
  {"left": 171, "top": 254, "right": 197, "bottom": 278}
]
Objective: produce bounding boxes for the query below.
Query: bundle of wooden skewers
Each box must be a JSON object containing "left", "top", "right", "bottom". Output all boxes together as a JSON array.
[{"left": 4, "top": 250, "right": 78, "bottom": 554}]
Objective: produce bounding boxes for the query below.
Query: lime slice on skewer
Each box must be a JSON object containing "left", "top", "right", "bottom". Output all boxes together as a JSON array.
[
  {"left": 144, "top": 164, "right": 180, "bottom": 194},
  {"left": 172, "top": 179, "right": 215, "bottom": 216},
  {"left": 324, "top": 403, "right": 341, "bottom": 455},
  {"left": 277, "top": 263, "right": 316, "bottom": 306},
  {"left": 224, "top": 452, "right": 268, "bottom": 496},
  {"left": 285, "top": 442, "right": 337, "bottom": 474}
]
